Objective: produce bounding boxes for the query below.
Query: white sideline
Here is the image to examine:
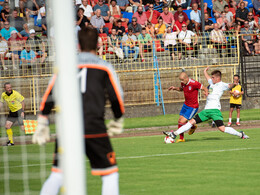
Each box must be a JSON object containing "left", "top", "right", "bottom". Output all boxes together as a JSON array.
[{"left": 0, "top": 147, "right": 259, "bottom": 170}]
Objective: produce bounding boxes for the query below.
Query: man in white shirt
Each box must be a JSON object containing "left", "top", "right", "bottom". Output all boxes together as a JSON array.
[
  {"left": 177, "top": 24, "right": 198, "bottom": 59},
  {"left": 164, "top": 67, "right": 250, "bottom": 140},
  {"left": 210, "top": 23, "right": 227, "bottom": 57},
  {"left": 190, "top": 3, "right": 201, "bottom": 34},
  {"left": 0, "top": 33, "right": 10, "bottom": 70},
  {"left": 79, "top": 0, "right": 94, "bottom": 20}
]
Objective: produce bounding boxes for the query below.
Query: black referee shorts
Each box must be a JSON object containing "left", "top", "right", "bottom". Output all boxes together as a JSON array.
[{"left": 7, "top": 109, "right": 24, "bottom": 125}]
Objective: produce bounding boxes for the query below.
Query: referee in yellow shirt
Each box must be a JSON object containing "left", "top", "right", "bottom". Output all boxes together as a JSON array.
[{"left": 0, "top": 82, "right": 25, "bottom": 146}]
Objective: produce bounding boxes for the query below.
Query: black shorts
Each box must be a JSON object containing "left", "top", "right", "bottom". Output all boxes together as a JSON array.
[
  {"left": 230, "top": 103, "right": 242, "bottom": 109},
  {"left": 7, "top": 109, "right": 24, "bottom": 126},
  {"left": 53, "top": 133, "right": 118, "bottom": 176}
]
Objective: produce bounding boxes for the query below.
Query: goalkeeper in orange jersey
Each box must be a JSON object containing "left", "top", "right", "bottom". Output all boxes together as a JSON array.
[
  {"left": 33, "top": 27, "right": 124, "bottom": 195},
  {"left": 0, "top": 82, "right": 25, "bottom": 146},
  {"left": 228, "top": 75, "right": 244, "bottom": 127}
]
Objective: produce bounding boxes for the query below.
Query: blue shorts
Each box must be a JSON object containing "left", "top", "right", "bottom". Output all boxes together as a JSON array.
[{"left": 180, "top": 104, "right": 198, "bottom": 120}]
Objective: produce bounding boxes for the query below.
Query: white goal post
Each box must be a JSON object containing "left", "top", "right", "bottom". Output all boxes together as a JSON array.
[{"left": 50, "top": 0, "right": 86, "bottom": 194}]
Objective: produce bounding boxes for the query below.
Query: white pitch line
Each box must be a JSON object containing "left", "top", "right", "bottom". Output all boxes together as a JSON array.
[{"left": 0, "top": 147, "right": 260, "bottom": 169}]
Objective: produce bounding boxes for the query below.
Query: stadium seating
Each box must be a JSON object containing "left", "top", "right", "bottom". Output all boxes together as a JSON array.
[
  {"left": 104, "top": 23, "right": 113, "bottom": 34},
  {"left": 229, "top": 7, "right": 236, "bottom": 17},
  {"left": 204, "top": 0, "right": 213, "bottom": 9},
  {"left": 99, "top": 33, "right": 108, "bottom": 54},
  {"left": 245, "top": 0, "right": 253, "bottom": 8},
  {"left": 183, "top": 10, "right": 192, "bottom": 20},
  {"left": 154, "top": 40, "right": 165, "bottom": 52},
  {"left": 122, "top": 12, "right": 133, "bottom": 23},
  {"left": 209, "top": 18, "right": 216, "bottom": 23}
]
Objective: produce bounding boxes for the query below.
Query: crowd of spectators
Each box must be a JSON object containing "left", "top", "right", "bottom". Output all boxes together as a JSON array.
[
  {"left": 0, "top": 0, "right": 260, "bottom": 69},
  {"left": 74, "top": 0, "right": 260, "bottom": 62}
]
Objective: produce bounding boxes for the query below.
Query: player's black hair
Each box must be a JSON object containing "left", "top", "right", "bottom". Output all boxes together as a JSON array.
[
  {"left": 234, "top": 74, "right": 240, "bottom": 79},
  {"left": 211, "top": 70, "right": 222, "bottom": 78},
  {"left": 78, "top": 27, "right": 98, "bottom": 52},
  {"left": 4, "top": 82, "right": 11, "bottom": 88}
]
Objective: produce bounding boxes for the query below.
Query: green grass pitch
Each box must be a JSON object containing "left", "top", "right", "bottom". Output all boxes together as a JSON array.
[{"left": 1, "top": 127, "right": 260, "bottom": 195}]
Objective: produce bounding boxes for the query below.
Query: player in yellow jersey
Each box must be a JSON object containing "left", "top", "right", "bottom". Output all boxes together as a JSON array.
[
  {"left": 0, "top": 82, "right": 25, "bottom": 146},
  {"left": 228, "top": 75, "right": 244, "bottom": 127}
]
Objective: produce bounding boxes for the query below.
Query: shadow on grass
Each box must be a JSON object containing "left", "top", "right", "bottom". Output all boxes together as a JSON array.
[{"left": 186, "top": 137, "right": 234, "bottom": 142}]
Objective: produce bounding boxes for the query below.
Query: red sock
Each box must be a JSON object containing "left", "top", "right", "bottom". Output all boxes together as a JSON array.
[{"left": 178, "top": 122, "right": 186, "bottom": 140}]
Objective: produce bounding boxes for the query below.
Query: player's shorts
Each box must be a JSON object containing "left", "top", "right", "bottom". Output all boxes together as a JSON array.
[
  {"left": 180, "top": 104, "right": 198, "bottom": 120},
  {"left": 52, "top": 133, "right": 118, "bottom": 176},
  {"left": 7, "top": 109, "right": 24, "bottom": 126},
  {"left": 230, "top": 103, "right": 242, "bottom": 109},
  {"left": 194, "top": 109, "right": 224, "bottom": 127}
]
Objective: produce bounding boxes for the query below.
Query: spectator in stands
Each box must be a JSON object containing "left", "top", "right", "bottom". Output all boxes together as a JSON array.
[
  {"left": 155, "top": 16, "right": 166, "bottom": 45},
  {"left": 175, "top": 14, "right": 187, "bottom": 32},
  {"left": 235, "top": 2, "right": 249, "bottom": 27},
  {"left": 9, "top": 9, "right": 30, "bottom": 37},
  {"left": 77, "top": 7, "right": 90, "bottom": 29},
  {"left": 116, "top": 19, "right": 126, "bottom": 38},
  {"left": 1, "top": 4, "right": 11, "bottom": 28},
  {"left": 27, "top": 29, "right": 46, "bottom": 63},
  {"left": 154, "top": 0, "right": 167, "bottom": 13},
  {"left": 80, "top": 0, "right": 94, "bottom": 20},
  {"left": 177, "top": 24, "right": 198, "bottom": 59},
  {"left": 254, "top": 28, "right": 260, "bottom": 55},
  {"left": 217, "top": 12, "right": 229, "bottom": 31},
  {"left": 94, "top": 0, "right": 110, "bottom": 23},
  {"left": 0, "top": 21, "right": 22, "bottom": 41},
  {"left": 133, "top": 5, "right": 147, "bottom": 27},
  {"left": 108, "top": 27, "right": 124, "bottom": 62},
  {"left": 0, "top": 33, "right": 10, "bottom": 70},
  {"left": 128, "top": 17, "right": 142, "bottom": 35},
  {"left": 160, "top": 6, "right": 175, "bottom": 28},
  {"left": 146, "top": 21, "right": 155, "bottom": 37},
  {"left": 190, "top": 3, "right": 201, "bottom": 34},
  {"left": 90, "top": 9, "right": 109, "bottom": 35},
  {"left": 213, "top": 0, "right": 228, "bottom": 14},
  {"left": 174, "top": 6, "right": 190, "bottom": 27},
  {"left": 210, "top": 23, "right": 227, "bottom": 57},
  {"left": 204, "top": 13, "right": 214, "bottom": 40},
  {"left": 138, "top": 27, "right": 152, "bottom": 62},
  {"left": 36, "top": 2, "right": 45, "bottom": 25},
  {"left": 97, "top": 36, "right": 103, "bottom": 58},
  {"left": 146, "top": 3, "right": 160, "bottom": 25},
  {"left": 241, "top": 21, "right": 255, "bottom": 55},
  {"left": 164, "top": 25, "right": 180, "bottom": 61},
  {"left": 143, "top": 0, "right": 155, "bottom": 11},
  {"left": 173, "top": 0, "right": 188, "bottom": 9},
  {"left": 21, "top": 43, "right": 36, "bottom": 68},
  {"left": 109, "top": 0, "right": 129, "bottom": 25},
  {"left": 230, "top": 0, "right": 248, "bottom": 10},
  {"left": 25, "top": 0, "right": 41, "bottom": 22},
  {"left": 224, "top": 5, "right": 235, "bottom": 28},
  {"left": 8, "top": 30, "right": 24, "bottom": 69},
  {"left": 41, "top": 16, "right": 47, "bottom": 36},
  {"left": 108, "top": 0, "right": 129, "bottom": 12},
  {"left": 247, "top": 12, "right": 259, "bottom": 30},
  {"left": 129, "top": 0, "right": 144, "bottom": 13},
  {"left": 253, "top": 0, "right": 260, "bottom": 16},
  {"left": 122, "top": 28, "right": 139, "bottom": 62}
]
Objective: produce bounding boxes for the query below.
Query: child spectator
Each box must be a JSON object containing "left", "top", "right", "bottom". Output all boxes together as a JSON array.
[
  {"left": 122, "top": 28, "right": 140, "bottom": 62},
  {"left": 164, "top": 25, "right": 180, "bottom": 61},
  {"left": 228, "top": 75, "right": 244, "bottom": 126},
  {"left": 138, "top": 27, "right": 152, "bottom": 62},
  {"left": 0, "top": 33, "right": 10, "bottom": 70},
  {"left": 146, "top": 21, "right": 155, "bottom": 38},
  {"left": 115, "top": 20, "right": 126, "bottom": 38}
]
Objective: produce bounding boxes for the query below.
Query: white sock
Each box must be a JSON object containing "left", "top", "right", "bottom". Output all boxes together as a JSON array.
[
  {"left": 40, "top": 172, "right": 63, "bottom": 195},
  {"left": 102, "top": 172, "right": 119, "bottom": 195},
  {"left": 237, "top": 118, "right": 240, "bottom": 122},
  {"left": 175, "top": 122, "right": 193, "bottom": 135},
  {"left": 224, "top": 127, "right": 242, "bottom": 138},
  {"left": 229, "top": 118, "right": 232, "bottom": 123}
]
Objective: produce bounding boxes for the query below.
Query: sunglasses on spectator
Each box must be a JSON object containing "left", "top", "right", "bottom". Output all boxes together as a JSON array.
[
  {"left": 133, "top": 21, "right": 137, "bottom": 22},
  {"left": 182, "top": 26, "right": 186, "bottom": 27},
  {"left": 248, "top": 15, "right": 253, "bottom": 16},
  {"left": 149, "top": 6, "right": 153, "bottom": 8}
]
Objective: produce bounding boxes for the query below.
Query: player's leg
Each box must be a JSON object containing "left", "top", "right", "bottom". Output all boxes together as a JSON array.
[
  {"left": 85, "top": 135, "right": 119, "bottom": 195},
  {"left": 228, "top": 104, "right": 235, "bottom": 126},
  {"left": 236, "top": 105, "right": 241, "bottom": 126},
  {"left": 176, "top": 115, "right": 188, "bottom": 142},
  {"left": 40, "top": 139, "right": 63, "bottom": 195},
  {"left": 18, "top": 110, "right": 25, "bottom": 131},
  {"left": 5, "top": 120, "right": 14, "bottom": 145}
]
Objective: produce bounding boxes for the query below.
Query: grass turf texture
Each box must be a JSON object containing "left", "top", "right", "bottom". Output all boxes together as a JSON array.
[
  {"left": 1, "top": 109, "right": 260, "bottom": 137},
  {"left": 1, "top": 128, "right": 260, "bottom": 194}
]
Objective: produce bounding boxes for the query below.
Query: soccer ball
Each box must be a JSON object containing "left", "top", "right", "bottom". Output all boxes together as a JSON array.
[
  {"left": 233, "top": 90, "right": 240, "bottom": 98},
  {"left": 164, "top": 136, "right": 175, "bottom": 144}
]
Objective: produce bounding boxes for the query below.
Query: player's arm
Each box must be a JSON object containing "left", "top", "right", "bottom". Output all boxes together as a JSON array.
[
  {"left": 204, "top": 66, "right": 211, "bottom": 81},
  {"left": 228, "top": 83, "right": 236, "bottom": 90},
  {"left": 168, "top": 86, "right": 183, "bottom": 91},
  {"left": 201, "top": 85, "right": 208, "bottom": 97},
  {"left": 105, "top": 67, "right": 125, "bottom": 136}
]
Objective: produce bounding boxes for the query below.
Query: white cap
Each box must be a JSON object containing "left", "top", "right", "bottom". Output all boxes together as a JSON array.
[
  {"left": 10, "top": 30, "right": 17, "bottom": 35},
  {"left": 29, "top": 29, "right": 36, "bottom": 34}
]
